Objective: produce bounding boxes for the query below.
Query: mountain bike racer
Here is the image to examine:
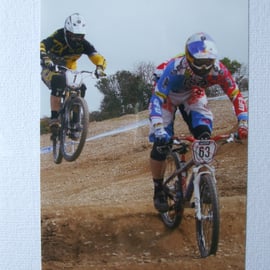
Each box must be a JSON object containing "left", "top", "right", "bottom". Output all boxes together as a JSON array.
[
  {"left": 40, "top": 13, "right": 106, "bottom": 138},
  {"left": 149, "top": 32, "right": 248, "bottom": 212}
]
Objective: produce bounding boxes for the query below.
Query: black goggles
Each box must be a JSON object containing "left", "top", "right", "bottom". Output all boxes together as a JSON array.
[
  {"left": 192, "top": 58, "right": 215, "bottom": 70},
  {"left": 66, "top": 31, "right": 85, "bottom": 41}
]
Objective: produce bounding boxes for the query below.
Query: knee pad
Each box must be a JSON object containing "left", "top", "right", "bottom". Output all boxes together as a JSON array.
[
  {"left": 150, "top": 143, "right": 167, "bottom": 161},
  {"left": 51, "top": 74, "right": 66, "bottom": 93}
]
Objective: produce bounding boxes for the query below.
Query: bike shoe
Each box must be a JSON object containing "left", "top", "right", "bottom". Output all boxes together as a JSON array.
[
  {"left": 49, "top": 119, "right": 60, "bottom": 140},
  {"left": 153, "top": 190, "right": 169, "bottom": 212}
]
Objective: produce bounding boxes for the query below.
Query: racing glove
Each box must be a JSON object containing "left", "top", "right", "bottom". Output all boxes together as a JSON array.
[
  {"left": 154, "top": 124, "right": 171, "bottom": 145},
  {"left": 238, "top": 120, "right": 248, "bottom": 139},
  {"left": 95, "top": 65, "right": 106, "bottom": 78}
]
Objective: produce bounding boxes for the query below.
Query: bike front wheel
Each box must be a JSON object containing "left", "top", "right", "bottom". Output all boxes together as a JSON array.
[
  {"left": 52, "top": 117, "right": 63, "bottom": 164},
  {"left": 196, "top": 174, "right": 219, "bottom": 257},
  {"left": 61, "top": 96, "right": 89, "bottom": 162},
  {"left": 160, "top": 151, "right": 184, "bottom": 229}
]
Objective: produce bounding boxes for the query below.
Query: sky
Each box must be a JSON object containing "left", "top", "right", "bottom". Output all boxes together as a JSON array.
[{"left": 40, "top": 0, "right": 248, "bottom": 117}]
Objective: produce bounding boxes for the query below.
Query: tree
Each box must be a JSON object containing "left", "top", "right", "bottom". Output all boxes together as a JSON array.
[
  {"left": 220, "top": 57, "right": 241, "bottom": 75},
  {"left": 115, "top": 70, "right": 152, "bottom": 114},
  {"left": 95, "top": 68, "right": 152, "bottom": 119},
  {"left": 133, "top": 61, "right": 155, "bottom": 84},
  {"left": 96, "top": 76, "right": 122, "bottom": 119},
  {"left": 220, "top": 57, "right": 248, "bottom": 91}
]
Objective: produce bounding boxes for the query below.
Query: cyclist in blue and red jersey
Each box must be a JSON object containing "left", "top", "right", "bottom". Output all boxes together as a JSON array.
[
  {"left": 149, "top": 32, "right": 248, "bottom": 212},
  {"left": 40, "top": 13, "right": 106, "bottom": 137}
]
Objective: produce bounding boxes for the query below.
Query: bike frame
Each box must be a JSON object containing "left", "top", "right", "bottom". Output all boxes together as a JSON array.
[
  {"left": 160, "top": 132, "right": 240, "bottom": 257},
  {"left": 164, "top": 133, "right": 236, "bottom": 220},
  {"left": 52, "top": 65, "right": 95, "bottom": 163},
  {"left": 192, "top": 164, "right": 216, "bottom": 220}
]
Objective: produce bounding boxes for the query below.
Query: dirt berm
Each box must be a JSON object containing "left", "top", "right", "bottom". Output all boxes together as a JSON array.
[{"left": 41, "top": 99, "right": 247, "bottom": 270}]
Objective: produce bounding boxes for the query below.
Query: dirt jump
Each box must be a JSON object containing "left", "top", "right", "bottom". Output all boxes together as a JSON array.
[{"left": 41, "top": 99, "right": 247, "bottom": 270}]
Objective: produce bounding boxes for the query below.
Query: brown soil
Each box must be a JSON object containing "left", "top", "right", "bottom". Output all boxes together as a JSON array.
[{"left": 41, "top": 99, "right": 247, "bottom": 270}]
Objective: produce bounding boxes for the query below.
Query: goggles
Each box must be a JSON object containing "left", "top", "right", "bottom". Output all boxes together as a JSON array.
[
  {"left": 66, "top": 31, "right": 85, "bottom": 41},
  {"left": 191, "top": 58, "right": 215, "bottom": 70}
]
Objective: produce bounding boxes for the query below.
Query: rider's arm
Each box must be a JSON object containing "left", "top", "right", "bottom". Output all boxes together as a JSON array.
[
  {"left": 40, "top": 40, "right": 50, "bottom": 60},
  {"left": 83, "top": 40, "right": 107, "bottom": 70},
  {"left": 40, "top": 37, "right": 54, "bottom": 67},
  {"left": 40, "top": 30, "right": 60, "bottom": 64},
  {"left": 215, "top": 62, "right": 248, "bottom": 121},
  {"left": 89, "top": 53, "right": 107, "bottom": 70},
  {"left": 40, "top": 30, "right": 58, "bottom": 57},
  {"left": 149, "top": 61, "right": 175, "bottom": 126}
]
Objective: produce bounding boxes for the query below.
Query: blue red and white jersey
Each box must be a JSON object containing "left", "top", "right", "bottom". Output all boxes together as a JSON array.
[{"left": 149, "top": 55, "right": 248, "bottom": 126}]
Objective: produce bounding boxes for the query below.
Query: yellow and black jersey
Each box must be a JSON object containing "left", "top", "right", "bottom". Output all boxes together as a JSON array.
[{"left": 40, "top": 28, "right": 106, "bottom": 70}]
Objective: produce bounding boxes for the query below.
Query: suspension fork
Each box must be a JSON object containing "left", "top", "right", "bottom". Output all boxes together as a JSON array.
[{"left": 192, "top": 165, "right": 216, "bottom": 220}]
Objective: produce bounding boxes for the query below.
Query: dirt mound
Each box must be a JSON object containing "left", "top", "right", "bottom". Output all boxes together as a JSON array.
[{"left": 41, "top": 99, "right": 247, "bottom": 269}]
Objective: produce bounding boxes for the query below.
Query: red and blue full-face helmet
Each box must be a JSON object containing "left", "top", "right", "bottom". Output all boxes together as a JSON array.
[{"left": 185, "top": 32, "right": 218, "bottom": 76}]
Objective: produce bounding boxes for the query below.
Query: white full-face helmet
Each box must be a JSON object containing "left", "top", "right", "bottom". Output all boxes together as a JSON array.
[
  {"left": 185, "top": 32, "right": 218, "bottom": 76},
  {"left": 64, "top": 13, "right": 86, "bottom": 49}
]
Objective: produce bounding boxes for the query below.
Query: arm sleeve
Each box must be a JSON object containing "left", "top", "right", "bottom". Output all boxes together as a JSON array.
[
  {"left": 40, "top": 31, "right": 56, "bottom": 59},
  {"left": 89, "top": 53, "right": 107, "bottom": 70},
  {"left": 40, "top": 40, "right": 49, "bottom": 59},
  {"left": 149, "top": 61, "right": 175, "bottom": 126},
  {"left": 217, "top": 63, "right": 248, "bottom": 121},
  {"left": 83, "top": 40, "right": 107, "bottom": 70}
]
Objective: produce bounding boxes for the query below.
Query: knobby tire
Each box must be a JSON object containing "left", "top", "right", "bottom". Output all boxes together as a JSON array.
[
  {"left": 52, "top": 114, "right": 63, "bottom": 164},
  {"left": 160, "top": 151, "right": 184, "bottom": 229},
  {"left": 61, "top": 96, "right": 89, "bottom": 162},
  {"left": 196, "top": 174, "right": 219, "bottom": 257}
]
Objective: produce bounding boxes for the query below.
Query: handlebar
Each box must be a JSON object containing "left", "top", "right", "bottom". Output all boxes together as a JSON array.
[
  {"left": 173, "top": 132, "right": 240, "bottom": 144},
  {"left": 55, "top": 65, "right": 94, "bottom": 75},
  {"left": 157, "top": 133, "right": 241, "bottom": 158}
]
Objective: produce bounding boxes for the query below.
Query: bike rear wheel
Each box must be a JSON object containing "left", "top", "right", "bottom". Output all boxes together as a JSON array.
[
  {"left": 61, "top": 96, "right": 89, "bottom": 162},
  {"left": 196, "top": 174, "right": 219, "bottom": 257},
  {"left": 160, "top": 151, "right": 184, "bottom": 229}
]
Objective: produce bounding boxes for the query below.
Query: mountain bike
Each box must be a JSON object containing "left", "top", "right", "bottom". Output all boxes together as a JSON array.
[
  {"left": 52, "top": 66, "right": 96, "bottom": 164},
  {"left": 158, "top": 133, "right": 240, "bottom": 257}
]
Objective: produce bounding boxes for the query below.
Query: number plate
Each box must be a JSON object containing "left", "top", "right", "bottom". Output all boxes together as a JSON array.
[
  {"left": 192, "top": 140, "right": 217, "bottom": 164},
  {"left": 65, "top": 70, "right": 82, "bottom": 88}
]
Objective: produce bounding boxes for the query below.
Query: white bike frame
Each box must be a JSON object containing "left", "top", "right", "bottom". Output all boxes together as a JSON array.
[{"left": 192, "top": 164, "right": 216, "bottom": 220}]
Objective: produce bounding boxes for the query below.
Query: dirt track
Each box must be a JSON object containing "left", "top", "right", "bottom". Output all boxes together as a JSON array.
[{"left": 41, "top": 99, "right": 247, "bottom": 269}]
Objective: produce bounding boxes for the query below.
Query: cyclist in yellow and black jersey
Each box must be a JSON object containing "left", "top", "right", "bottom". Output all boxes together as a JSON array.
[{"left": 40, "top": 13, "right": 106, "bottom": 134}]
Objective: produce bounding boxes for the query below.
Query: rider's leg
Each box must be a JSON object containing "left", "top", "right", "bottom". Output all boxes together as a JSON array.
[
  {"left": 50, "top": 74, "right": 66, "bottom": 120},
  {"left": 149, "top": 99, "right": 175, "bottom": 212},
  {"left": 150, "top": 144, "right": 169, "bottom": 212},
  {"left": 41, "top": 69, "right": 65, "bottom": 126},
  {"left": 50, "top": 95, "right": 61, "bottom": 119},
  {"left": 48, "top": 74, "right": 66, "bottom": 137}
]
